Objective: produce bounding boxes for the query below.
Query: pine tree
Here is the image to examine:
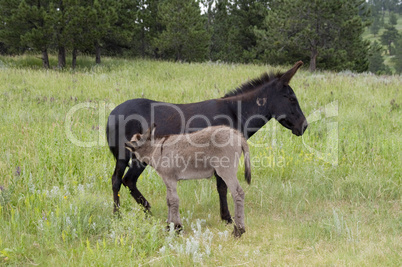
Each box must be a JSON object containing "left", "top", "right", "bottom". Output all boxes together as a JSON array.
[
  {"left": 368, "top": 40, "right": 390, "bottom": 74},
  {"left": 209, "top": 0, "right": 240, "bottom": 62},
  {"left": 135, "top": 0, "right": 163, "bottom": 58},
  {"left": 255, "top": 0, "right": 370, "bottom": 72},
  {"left": 155, "top": 0, "right": 209, "bottom": 62},
  {"left": 388, "top": 11, "right": 398, "bottom": 25},
  {"left": 63, "top": 1, "right": 96, "bottom": 68},
  {"left": 89, "top": 0, "right": 117, "bottom": 64},
  {"left": 381, "top": 24, "right": 400, "bottom": 55},
  {"left": 48, "top": 0, "right": 68, "bottom": 68},
  {"left": 102, "top": 0, "right": 140, "bottom": 56},
  {"left": 208, "top": 0, "right": 269, "bottom": 63},
  {"left": 392, "top": 35, "right": 402, "bottom": 74},
  {"left": 0, "top": 0, "right": 53, "bottom": 68},
  {"left": 370, "top": 16, "right": 381, "bottom": 36}
]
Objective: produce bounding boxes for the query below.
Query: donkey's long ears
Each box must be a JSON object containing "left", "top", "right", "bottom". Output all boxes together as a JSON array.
[{"left": 280, "top": 61, "right": 303, "bottom": 85}]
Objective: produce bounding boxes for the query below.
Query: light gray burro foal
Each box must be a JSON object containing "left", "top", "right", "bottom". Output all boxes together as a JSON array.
[{"left": 125, "top": 124, "right": 251, "bottom": 237}]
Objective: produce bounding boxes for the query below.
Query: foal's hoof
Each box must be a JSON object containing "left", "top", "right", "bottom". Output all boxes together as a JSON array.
[
  {"left": 232, "top": 225, "right": 245, "bottom": 238},
  {"left": 166, "top": 223, "right": 183, "bottom": 234}
]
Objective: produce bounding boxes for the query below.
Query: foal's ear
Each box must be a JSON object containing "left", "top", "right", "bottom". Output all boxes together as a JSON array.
[
  {"left": 150, "top": 123, "right": 156, "bottom": 140},
  {"left": 130, "top": 133, "right": 141, "bottom": 142},
  {"left": 142, "top": 123, "right": 156, "bottom": 141},
  {"left": 279, "top": 61, "right": 303, "bottom": 85}
]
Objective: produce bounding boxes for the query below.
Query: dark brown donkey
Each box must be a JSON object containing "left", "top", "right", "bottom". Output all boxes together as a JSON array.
[
  {"left": 106, "top": 61, "right": 308, "bottom": 223},
  {"left": 125, "top": 124, "right": 251, "bottom": 237}
]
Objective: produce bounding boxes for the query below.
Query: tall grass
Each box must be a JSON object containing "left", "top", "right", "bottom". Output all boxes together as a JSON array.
[{"left": 0, "top": 55, "right": 400, "bottom": 265}]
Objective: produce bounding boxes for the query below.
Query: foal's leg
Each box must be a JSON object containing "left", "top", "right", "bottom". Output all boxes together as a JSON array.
[
  {"left": 217, "top": 172, "right": 245, "bottom": 237},
  {"left": 215, "top": 173, "right": 233, "bottom": 224},
  {"left": 164, "top": 179, "right": 182, "bottom": 231},
  {"left": 112, "top": 159, "right": 128, "bottom": 213},
  {"left": 122, "top": 158, "right": 151, "bottom": 213}
]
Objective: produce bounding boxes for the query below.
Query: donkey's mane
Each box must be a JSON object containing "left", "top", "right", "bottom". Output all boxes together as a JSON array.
[{"left": 223, "top": 72, "right": 283, "bottom": 98}]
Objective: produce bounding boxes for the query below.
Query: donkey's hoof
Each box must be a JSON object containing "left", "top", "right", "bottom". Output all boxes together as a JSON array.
[
  {"left": 224, "top": 217, "right": 233, "bottom": 225},
  {"left": 113, "top": 207, "right": 121, "bottom": 218},
  {"left": 232, "top": 225, "right": 245, "bottom": 238},
  {"left": 144, "top": 208, "right": 153, "bottom": 217}
]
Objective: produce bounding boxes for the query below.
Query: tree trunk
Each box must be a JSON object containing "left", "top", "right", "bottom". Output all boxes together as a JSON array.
[
  {"left": 72, "top": 48, "right": 78, "bottom": 69},
  {"left": 42, "top": 48, "right": 50, "bottom": 69},
  {"left": 95, "top": 43, "right": 101, "bottom": 64},
  {"left": 310, "top": 47, "right": 318, "bottom": 72},
  {"left": 58, "top": 46, "right": 66, "bottom": 69}
]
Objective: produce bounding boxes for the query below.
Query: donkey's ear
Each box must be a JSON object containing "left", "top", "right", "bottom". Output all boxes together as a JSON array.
[{"left": 279, "top": 61, "right": 303, "bottom": 85}]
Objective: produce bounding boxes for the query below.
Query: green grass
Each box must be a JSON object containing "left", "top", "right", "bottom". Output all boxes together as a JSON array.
[{"left": 0, "top": 55, "right": 401, "bottom": 266}]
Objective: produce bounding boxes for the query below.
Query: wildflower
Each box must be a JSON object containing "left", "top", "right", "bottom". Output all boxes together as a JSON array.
[{"left": 15, "top": 166, "right": 21, "bottom": 176}]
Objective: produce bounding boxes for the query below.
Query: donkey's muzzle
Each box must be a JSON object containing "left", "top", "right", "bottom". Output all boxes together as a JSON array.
[{"left": 292, "top": 120, "right": 308, "bottom": 136}]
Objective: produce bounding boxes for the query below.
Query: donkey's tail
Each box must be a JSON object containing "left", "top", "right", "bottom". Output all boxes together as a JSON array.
[{"left": 241, "top": 137, "right": 251, "bottom": 184}]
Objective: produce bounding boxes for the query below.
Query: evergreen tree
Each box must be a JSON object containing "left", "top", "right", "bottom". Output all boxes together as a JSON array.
[
  {"left": 255, "top": 0, "right": 370, "bottom": 72},
  {"left": 392, "top": 35, "right": 402, "bottom": 74},
  {"left": 0, "top": 0, "right": 54, "bottom": 68},
  {"left": 388, "top": 11, "right": 398, "bottom": 25},
  {"left": 134, "top": 0, "right": 162, "bottom": 58},
  {"left": 89, "top": 0, "right": 117, "bottom": 64},
  {"left": 370, "top": 16, "right": 381, "bottom": 36},
  {"left": 48, "top": 0, "right": 68, "bottom": 68},
  {"left": 368, "top": 40, "right": 390, "bottom": 74},
  {"left": 155, "top": 0, "right": 209, "bottom": 62},
  {"left": 102, "top": 0, "right": 140, "bottom": 57},
  {"left": 381, "top": 24, "right": 399, "bottom": 55},
  {"left": 208, "top": 0, "right": 269, "bottom": 63},
  {"left": 63, "top": 1, "right": 96, "bottom": 68},
  {"left": 209, "top": 0, "right": 240, "bottom": 62},
  {"left": 0, "top": 0, "right": 23, "bottom": 55}
]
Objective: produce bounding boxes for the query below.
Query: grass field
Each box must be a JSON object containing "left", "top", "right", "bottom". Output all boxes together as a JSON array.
[{"left": 0, "top": 55, "right": 400, "bottom": 266}]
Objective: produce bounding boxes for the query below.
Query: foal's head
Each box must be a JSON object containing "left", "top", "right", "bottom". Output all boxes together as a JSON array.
[{"left": 125, "top": 123, "right": 156, "bottom": 160}]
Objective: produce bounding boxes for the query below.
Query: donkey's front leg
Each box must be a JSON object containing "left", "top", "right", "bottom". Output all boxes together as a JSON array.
[
  {"left": 165, "top": 179, "right": 182, "bottom": 231},
  {"left": 216, "top": 174, "right": 233, "bottom": 224}
]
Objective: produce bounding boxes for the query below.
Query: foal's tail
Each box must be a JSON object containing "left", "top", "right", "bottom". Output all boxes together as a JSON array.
[{"left": 241, "top": 137, "right": 251, "bottom": 184}]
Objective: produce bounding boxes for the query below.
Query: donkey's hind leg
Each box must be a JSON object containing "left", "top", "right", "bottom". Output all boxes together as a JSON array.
[
  {"left": 215, "top": 173, "right": 233, "bottom": 224},
  {"left": 112, "top": 159, "right": 128, "bottom": 213},
  {"left": 122, "top": 158, "right": 151, "bottom": 213}
]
